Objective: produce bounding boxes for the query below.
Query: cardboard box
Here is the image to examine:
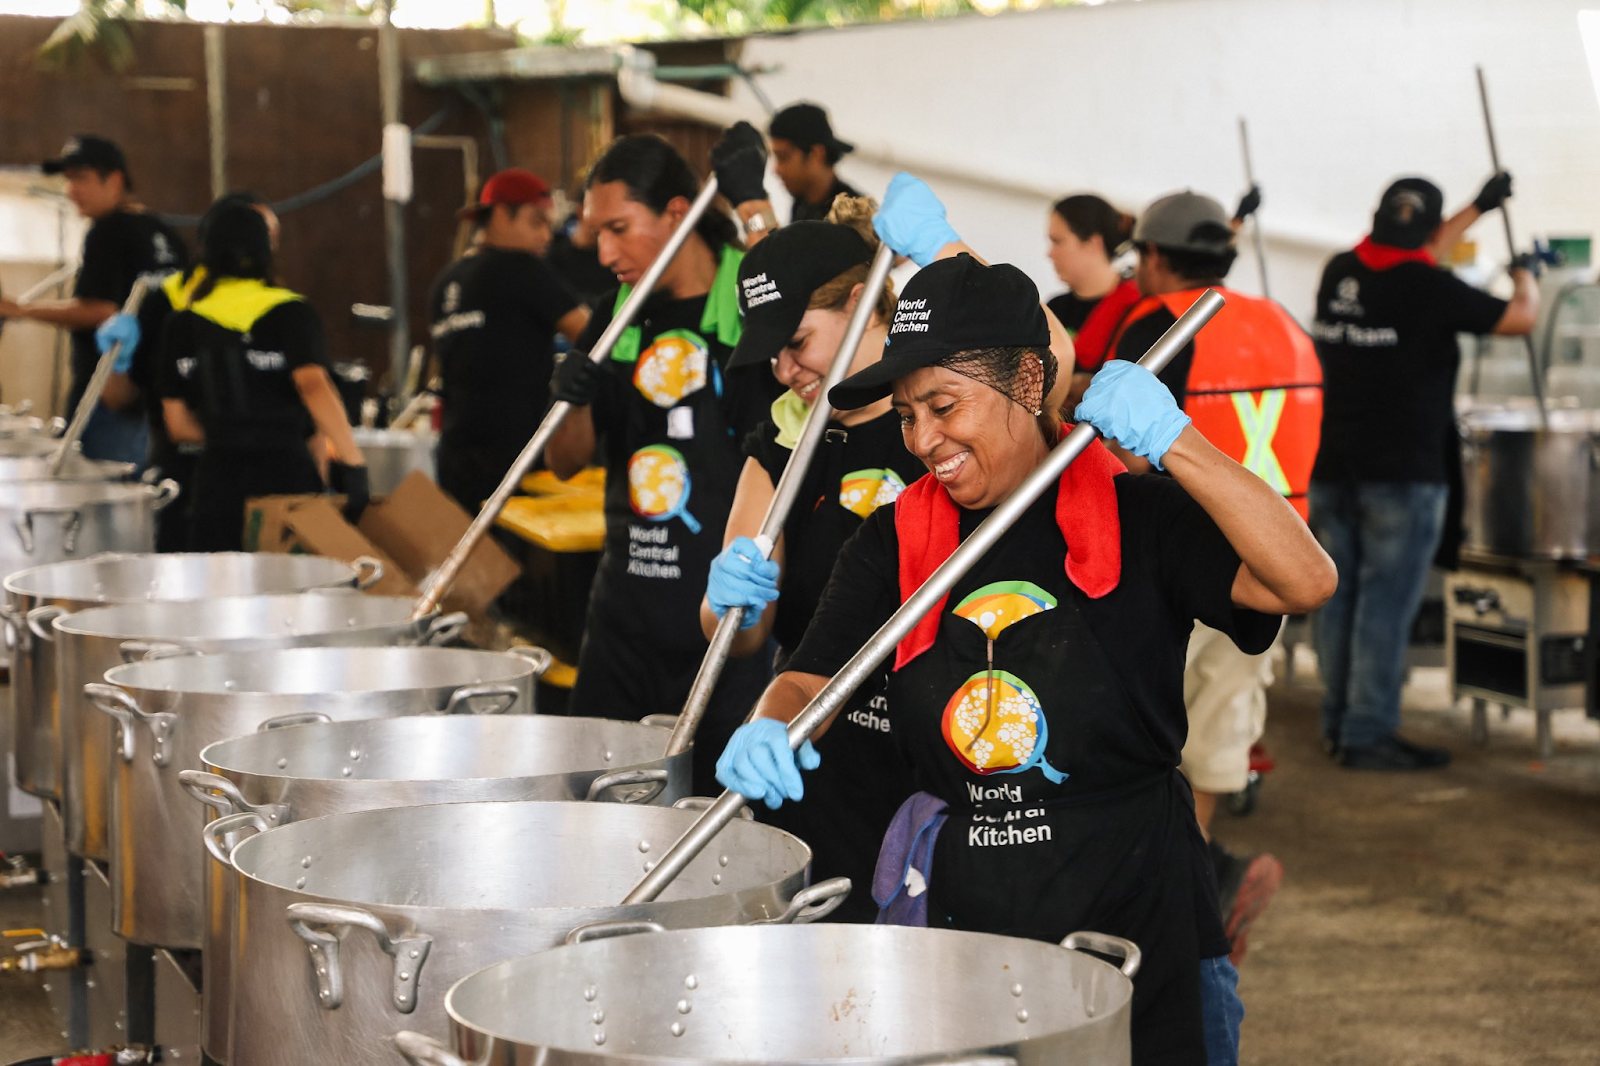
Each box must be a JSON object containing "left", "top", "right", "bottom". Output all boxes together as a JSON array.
[{"left": 245, "top": 471, "right": 520, "bottom": 624}]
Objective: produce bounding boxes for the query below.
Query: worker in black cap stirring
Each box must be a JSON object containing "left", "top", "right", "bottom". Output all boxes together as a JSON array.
[
  {"left": 0, "top": 135, "right": 185, "bottom": 465},
  {"left": 769, "top": 102, "right": 860, "bottom": 223},
  {"left": 714, "top": 239, "right": 1336, "bottom": 1061},
  {"left": 1311, "top": 173, "right": 1538, "bottom": 771}
]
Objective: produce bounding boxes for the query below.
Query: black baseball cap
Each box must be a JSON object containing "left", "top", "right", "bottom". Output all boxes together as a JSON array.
[
  {"left": 829, "top": 254, "right": 1050, "bottom": 410},
  {"left": 1371, "top": 177, "right": 1444, "bottom": 250},
  {"left": 769, "top": 103, "right": 854, "bottom": 158},
  {"left": 730, "top": 222, "right": 874, "bottom": 369},
  {"left": 42, "top": 135, "right": 128, "bottom": 176}
]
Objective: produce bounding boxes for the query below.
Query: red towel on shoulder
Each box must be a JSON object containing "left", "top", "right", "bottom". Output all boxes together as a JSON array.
[
  {"left": 1353, "top": 236, "right": 1437, "bottom": 271},
  {"left": 892, "top": 427, "right": 1125, "bottom": 670}
]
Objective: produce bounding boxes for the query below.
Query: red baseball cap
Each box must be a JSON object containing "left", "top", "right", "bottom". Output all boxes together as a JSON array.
[{"left": 457, "top": 168, "right": 553, "bottom": 220}]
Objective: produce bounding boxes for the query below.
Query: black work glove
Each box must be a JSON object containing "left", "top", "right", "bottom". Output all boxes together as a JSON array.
[
  {"left": 551, "top": 349, "right": 605, "bottom": 406},
  {"left": 1510, "top": 250, "right": 1545, "bottom": 279},
  {"left": 1474, "top": 171, "right": 1513, "bottom": 214},
  {"left": 1233, "top": 184, "right": 1262, "bottom": 223},
  {"left": 328, "top": 461, "right": 370, "bottom": 525},
  {"left": 711, "top": 121, "right": 770, "bottom": 207}
]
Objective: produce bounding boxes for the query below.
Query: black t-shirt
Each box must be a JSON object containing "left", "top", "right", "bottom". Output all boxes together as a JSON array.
[
  {"left": 428, "top": 247, "right": 579, "bottom": 450},
  {"left": 72, "top": 209, "right": 186, "bottom": 410},
  {"left": 790, "top": 176, "right": 860, "bottom": 224},
  {"left": 545, "top": 230, "right": 617, "bottom": 309},
  {"left": 1046, "top": 291, "right": 1097, "bottom": 334},
  {"left": 1110, "top": 303, "right": 1195, "bottom": 409},
  {"left": 158, "top": 288, "right": 327, "bottom": 450},
  {"left": 788, "top": 474, "right": 1278, "bottom": 792},
  {"left": 1310, "top": 252, "right": 1506, "bottom": 483}
]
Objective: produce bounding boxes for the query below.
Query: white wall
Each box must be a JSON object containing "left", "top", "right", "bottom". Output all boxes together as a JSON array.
[
  {"left": 0, "top": 173, "right": 85, "bottom": 415},
  {"left": 732, "top": 0, "right": 1600, "bottom": 326}
]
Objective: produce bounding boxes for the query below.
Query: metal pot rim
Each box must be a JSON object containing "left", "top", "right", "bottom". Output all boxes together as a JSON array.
[
  {"left": 106, "top": 645, "right": 527, "bottom": 696},
  {"left": 55, "top": 593, "right": 420, "bottom": 640},
  {"left": 3, "top": 552, "right": 357, "bottom": 598}
]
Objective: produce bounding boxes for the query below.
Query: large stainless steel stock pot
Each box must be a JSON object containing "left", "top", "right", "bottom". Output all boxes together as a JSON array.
[
  {"left": 211, "top": 800, "right": 848, "bottom": 1066},
  {"left": 0, "top": 435, "right": 136, "bottom": 481},
  {"left": 395, "top": 925, "right": 1139, "bottom": 1066},
  {"left": 4, "top": 552, "right": 374, "bottom": 799},
  {"left": 352, "top": 426, "right": 437, "bottom": 496},
  {"left": 91, "top": 644, "right": 550, "bottom": 950},
  {"left": 0, "top": 479, "right": 178, "bottom": 667},
  {"left": 1461, "top": 404, "right": 1600, "bottom": 558},
  {"left": 185, "top": 708, "right": 681, "bottom": 1062},
  {"left": 54, "top": 593, "right": 461, "bottom": 861}
]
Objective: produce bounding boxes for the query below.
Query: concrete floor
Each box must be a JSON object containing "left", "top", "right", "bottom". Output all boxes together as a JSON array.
[{"left": 0, "top": 659, "right": 1597, "bottom": 1064}]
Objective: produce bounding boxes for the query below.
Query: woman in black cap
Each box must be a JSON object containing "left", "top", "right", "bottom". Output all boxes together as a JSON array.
[
  {"left": 698, "top": 197, "right": 924, "bottom": 923},
  {"left": 157, "top": 201, "right": 366, "bottom": 551},
  {"left": 716, "top": 249, "right": 1335, "bottom": 1060},
  {"left": 545, "top": 132, "right": 783, "bottom": 793}
]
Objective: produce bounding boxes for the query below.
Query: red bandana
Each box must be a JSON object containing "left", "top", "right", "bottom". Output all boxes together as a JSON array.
[
  {"left": 892, "top": 427, "right": 1124, "bottom": 670},
  {"left": 1354, "top": 236, "right": 1437, "bottom": 271}
]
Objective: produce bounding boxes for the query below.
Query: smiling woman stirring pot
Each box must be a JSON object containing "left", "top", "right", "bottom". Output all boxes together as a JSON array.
[{"left": 714, "top": 194, "right": 1336, "bottom": 1062}]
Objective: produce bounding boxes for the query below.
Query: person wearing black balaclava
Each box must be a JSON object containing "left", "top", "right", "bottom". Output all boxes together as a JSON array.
[{"left": 156, "top": 201, "right": 366, "bottom": 551}]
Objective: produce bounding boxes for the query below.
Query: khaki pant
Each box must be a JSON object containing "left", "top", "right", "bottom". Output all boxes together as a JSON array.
[{"left": 1180, "top": 621, "right": 1279, "bottom": 794}]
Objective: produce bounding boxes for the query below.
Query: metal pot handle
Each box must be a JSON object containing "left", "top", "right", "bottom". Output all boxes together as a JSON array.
[
  {"left": 586, "top": 768, "right": 669, "bottom": 805},
  {"left": 25, "top": 604, "right": 64, "bottom": 643},
  {"left": 201, "top": 810, "right": 269, "bottom": 866},
  {"left": 442, "top": 683, "right": 520, "bottom": 716},
  {"left": 671, "top": 796, "right": 753, "bottom": 820},
  {"left": 422, "top": 612, "right": 469, "bottom": 647},
  {"left": 85, "top": 682, "right": 177, "bottom": 766},
  {"left": 508, "top": 644, "right": 554, "bottom": 678},
  {"left": 285, "top": 902, "right": 433, "bottom": 1014},
  {"left": 562, "top": 918, "right": 666, "bottom": 946},
  {"left": 640, "top": 713, "right": 679, "bottom": 730},
  {"left": 393, "top": 1032, "right": 480, "bottom": 1066},
  {"left": 0, "top": 603, "right": 16, "bottom": 652},
  {"left": 753, "top": 877, "right": 853, "bottom": 926},
  {"left": 151, "top": 478, "right": 181, "bottom": 512},
  {"left": 256, "top": 711, "right": 333, "bottom": 732},
  {"left": 15, "top": 506, "right": 83, "bottom": 555},
  {"left": 119, "top": 639, "right": 195, "bottom": 664},
  {"left": 178, "top": 769, "right": 289, "bottom": 826},
  {"left": 1061, "top": 930, "right": 1142, "bottom": 978},
  {"left": 351, "top": 554, "right": 385, "bottom": 590}
]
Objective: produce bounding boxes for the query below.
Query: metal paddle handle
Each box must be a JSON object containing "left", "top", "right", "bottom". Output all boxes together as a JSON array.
[
  {"left": 50, "top": 276, "right": 152, "bottom": 476},
  {"left": 15, "top": 261, "right": 79, "bottom": 305},
  {"left": 665, "top": 242, "right": 897, "bottom": 756},
  {"left": 624, "top": 288, "right": 1228, "bottom": 904},
  {"left": 1475, "top": 64, "right": 1548, "bottom": 427},
  {"left": 410, "top": 178, "right": 724, "bottom": 620},
  {"left": 1238, "top": 117, "right": 1270, "bottom": 302}
]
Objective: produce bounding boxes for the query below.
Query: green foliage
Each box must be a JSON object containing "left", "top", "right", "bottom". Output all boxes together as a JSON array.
[
  {"left": 676, "top": 0, "right": 978, "bottom": 31},
  {"left": 37, "top": 0, "right": 138, "bottom": 71}
]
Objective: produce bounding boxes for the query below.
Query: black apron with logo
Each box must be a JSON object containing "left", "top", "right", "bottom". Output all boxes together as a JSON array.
[
  {"left": 571, "top": 293, "right": 777, "bottom": 794},
  {"left": 888, "top": 493, "right": 1214, "bottom": 1065},
  {"left": 751, "top": 410, "right": 922, "bottom": 923}
]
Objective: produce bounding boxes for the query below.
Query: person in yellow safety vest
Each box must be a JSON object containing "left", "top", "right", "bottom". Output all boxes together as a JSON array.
[
  {"left": 157, "top": 201, "right": 366, "bottom": 552},
  {"left": 1106, "top": 189, "right": 1323, "bottom": 968}
]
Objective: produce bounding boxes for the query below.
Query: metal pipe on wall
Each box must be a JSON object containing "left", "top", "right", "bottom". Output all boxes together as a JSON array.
[
  {"left": 379, "top": 0, "right": 409, "bottom": 402},
  {"left": 204, "top": 25, "right": 228, "bottom": 200}
]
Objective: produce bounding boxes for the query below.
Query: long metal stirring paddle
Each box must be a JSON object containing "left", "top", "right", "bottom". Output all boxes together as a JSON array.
[
  {"left": 410, "top": 177, "right": 723, "bottom": 620},
  {"left": 665, "top": 243, "right": 897, "bottom": 756},
  {"left": 624, "top": 288, "right": 1227, "bottom": 904},
  {"left": 1475, "top": 65, "right": 1548, "bottom": 427},
  {"left": 48, "top": 275, "right": 152, "bottom": 476}
]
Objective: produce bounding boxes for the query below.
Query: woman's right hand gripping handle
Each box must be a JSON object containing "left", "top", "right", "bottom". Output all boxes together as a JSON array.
[
  {"left": 706, "top": 536, "right": 780, "bottom": 629},
  {"left": 715, "top": 718, "right": 820, "bottom": 811}
]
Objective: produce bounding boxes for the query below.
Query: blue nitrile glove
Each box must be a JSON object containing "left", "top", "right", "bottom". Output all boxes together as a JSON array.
[
  {"left": 716, "top": 718, "right": 820, "bottom": 810},
  {"left": 96, "top": 313, "right": 141, "bottom": 373},
  {"left": 874, "top": 172, "right": 961, "bottom": 268},
  {"left": 1075, "top": 360, "right": 1192, "bottom": 470},
  {"left": 707, "top": 536, "right": 780, "bottom": 628}
]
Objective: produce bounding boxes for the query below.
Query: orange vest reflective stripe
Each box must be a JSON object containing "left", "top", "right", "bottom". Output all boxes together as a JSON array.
[{"left": 1112, "top": 287, "right": 1322, "bottom": 520}]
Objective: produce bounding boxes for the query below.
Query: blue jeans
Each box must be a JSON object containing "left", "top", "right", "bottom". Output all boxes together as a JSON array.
[
  {"left": 79, "top": 404, "right": 149, "bottom": 469},
  {"left": 1308, "top": 480, "right": 1448, "bottom": 749},
  {"left": 1200, "top": 955, "right": 1244, "bottom": 1065}
]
